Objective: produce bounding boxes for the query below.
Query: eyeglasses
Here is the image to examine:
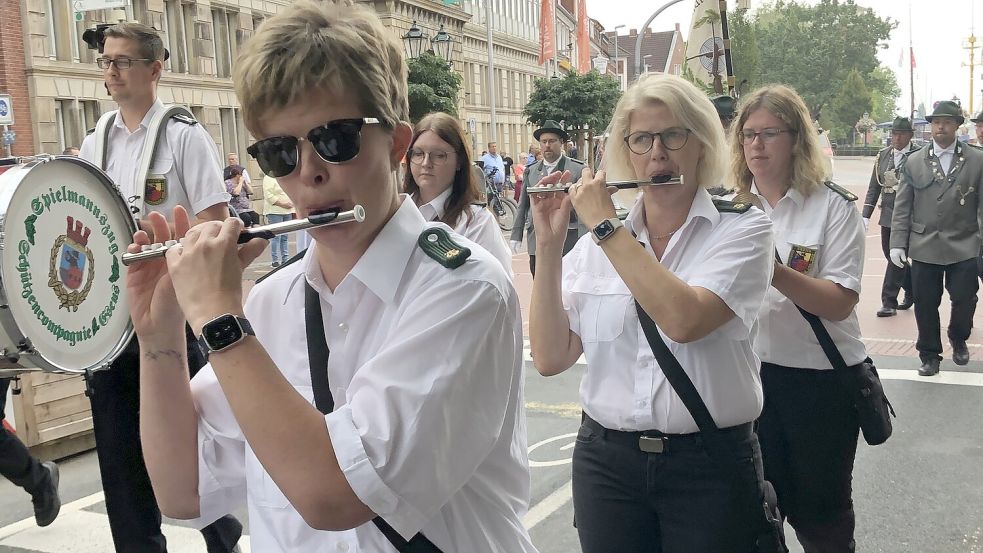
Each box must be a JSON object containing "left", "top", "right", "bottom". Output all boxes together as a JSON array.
[
  {"left": 246, "top": 117, "right": 381, "bottom": 177},
  {"left": 96, "top": 57, "right": 153, "bottom": 70},
  {"left": 624, "top": 127, "right": 691, "bottom": 154},
  {"left": 739, "top": 128, "right": 796, "bottom": 145},
  {"left": 408, "top": 149, "right": 454, "bottom": 166}
]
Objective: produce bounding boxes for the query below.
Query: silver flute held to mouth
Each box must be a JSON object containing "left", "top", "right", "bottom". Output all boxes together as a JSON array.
[
  {"left": 526, "top": 174, "right": 684, "bottom": 194},
  {"left": 121, "top": 205, "right": 367, "bottom": 266}
]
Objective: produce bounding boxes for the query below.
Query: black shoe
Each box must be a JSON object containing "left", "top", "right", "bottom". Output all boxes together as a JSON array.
[
  {"left": 952, "top": 341, "right": 970, "bottom": 366},
  {"left": 201, "top": 514, "right": 243, "bottom": 553},
  {"left": 272, "top": 261, "right": 280, "bottom": 267},
  {"left": 898, "top": 294, "right": 914, "bottom": 310},
  {"left": 876, "top": 306, "right": 897, "bottom": 317},
  {"left": 918, "top": 358, "right": 941, "bottom": 376},
  {"left": 32, "top": 462, "right": 60, "bottom": 527}
]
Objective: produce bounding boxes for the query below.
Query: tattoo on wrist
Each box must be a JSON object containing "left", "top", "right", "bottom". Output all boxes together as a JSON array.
[{"left": 142, "top": 349, "right": 184, "bottom": 362}]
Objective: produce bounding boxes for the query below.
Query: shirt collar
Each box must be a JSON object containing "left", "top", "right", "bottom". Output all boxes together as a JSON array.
[
  {"left": 113, "top": 99, "right": 165, "bottom": 132},
  {"left": 542, "top": 154, "right": 564, "bottom": 169},
  {"left": 291, "top": 195, "right": 426, "bottom": 304},
  {"left": 750, "top": 180, "right": 804, "bottom": 208},
  {"left": 624, "top": 187, "right": 719, "bottom": 244},
  {"left": 933, "top": 140, "right": 956, "bottom": 156},
  {"left": 416, "top": 187, "right": 453, "bottom": 222}
]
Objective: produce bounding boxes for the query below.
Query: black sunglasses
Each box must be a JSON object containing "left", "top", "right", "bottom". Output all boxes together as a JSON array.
[{"left": 247, "top": 117, "right": 381, "bottom": 177}]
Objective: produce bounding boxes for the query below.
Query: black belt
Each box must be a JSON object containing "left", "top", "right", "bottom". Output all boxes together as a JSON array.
[{"left": 582, "top": 414, "right": 753, "bottom": 454}]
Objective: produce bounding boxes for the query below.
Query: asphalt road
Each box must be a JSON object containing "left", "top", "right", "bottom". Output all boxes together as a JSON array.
[{"left": 2, "top": 157, "right": 983, "bottom": 552}]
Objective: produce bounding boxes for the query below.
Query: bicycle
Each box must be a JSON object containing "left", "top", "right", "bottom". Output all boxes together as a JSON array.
[{"left": 480, "top": 166, "right": 518, "bottom": 232}]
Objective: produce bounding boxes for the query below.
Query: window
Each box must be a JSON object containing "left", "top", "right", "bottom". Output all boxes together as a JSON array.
[
  {"left": 131, "top": 0, "right": 147, "bottom": 24},
  {"left": 219, "top": 108, "right": 237, "bottom": 157},
  {"left": 44, "top": 0, "right": 72, "bottom": 60},
  {"left": 162, "top": 0, "right": 189, "bottom": 72},
  {"left": 78, "top": 100, "right": 101, "bottom": 136},
  {"left": 182, "top": 2, "right": 198, "bottom": 74},
  {"left": 226, "top": 12, "right": 239, "bottom": 72},
  {"left": 212, "top": 8, "right": 232, "bottom": 77},
  {"left": 54, "top": 99, "right": 80, "bottom": 152}
]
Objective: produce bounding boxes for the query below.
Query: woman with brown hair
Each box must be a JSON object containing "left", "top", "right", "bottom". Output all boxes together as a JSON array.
[{"left": 404, "top": 112, "right": 513, "bottom": 276}]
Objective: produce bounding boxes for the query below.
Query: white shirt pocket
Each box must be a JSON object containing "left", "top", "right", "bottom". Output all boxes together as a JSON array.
[
  {"left": 782, "top": 229, "right": 824, "bottom": 277},
  {"left": 569, "top": 275, "right": 632, "bottom": 343}
]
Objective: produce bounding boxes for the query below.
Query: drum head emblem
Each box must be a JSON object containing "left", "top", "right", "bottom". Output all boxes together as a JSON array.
[
  {"left": 48, "top": 216, "right": 95, "bottom": 311},
  {"left": 145, "top": 175, "right": 167, "bottom": 205}
]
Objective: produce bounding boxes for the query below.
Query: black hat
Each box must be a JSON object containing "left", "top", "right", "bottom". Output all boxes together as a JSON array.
[
  {"left": 533, "top": 120, "right": 569, "bottom": 142},
  {"left": 971, "top": 111, "right": 983, "bottom": 123},
  {"left": 711, "top": 95, "right": 736, "bottom": 121},
  {"left": 925, "top": 100, "right": 965, "bottom": 125},
  {"left": 890, "top": 116, "right": 914, "bottom": 132}
]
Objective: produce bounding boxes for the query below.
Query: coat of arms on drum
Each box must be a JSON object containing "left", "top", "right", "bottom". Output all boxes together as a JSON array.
[{"left": 47, "top": 216, "right": 95, "bottom": 311}]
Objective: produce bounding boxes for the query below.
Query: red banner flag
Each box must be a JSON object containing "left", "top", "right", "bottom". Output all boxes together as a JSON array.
[
  {"left": 539, "top": 0, "right": 555, "bottom": 65},
  {"left": 910, "top": 47, "right": 916, "bottom": 70},
  {"left": 576, "top": 0, "right": 590, "bottom": 74}
]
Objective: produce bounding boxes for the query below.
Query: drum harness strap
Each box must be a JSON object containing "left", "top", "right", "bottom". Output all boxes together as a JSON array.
[{"left": 92, "top": 105, "right": 198, "bottom": 218}]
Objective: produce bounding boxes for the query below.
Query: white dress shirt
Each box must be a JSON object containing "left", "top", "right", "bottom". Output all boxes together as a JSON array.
[
  {"left": 892, "top": 147, "right": 907, "bottom": 168},
  {"left": 752, "top": 183, "right": 867, "bottom": 369},
  {"left": 80, "top": 99, "right": 229, "bottom": 218},
  {"left": 189, "top": 198, "right": 536, "bottom": 552},
  {"left": 561, "top": 189, "right": 774, "bottom": 434},
  {"left": 933, "top": 141, "right": 956, "bottom": 174},
  {"left": 417, "top": 187, "right": 514, "bottom": 278}
]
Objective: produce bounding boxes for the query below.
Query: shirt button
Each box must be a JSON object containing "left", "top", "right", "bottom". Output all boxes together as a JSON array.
[{"left": 338, "top": 323, "right": 348, "bottom": 333}]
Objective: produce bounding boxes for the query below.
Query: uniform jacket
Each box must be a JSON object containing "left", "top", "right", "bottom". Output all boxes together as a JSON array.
[
  {"left": 891, "top": 142, "right": 983, "bottom": 264},
  {"left": 863, "top": 142, "right": 920, "bottom": 227},
  {"left": 511, "top": 155, "right": 586, "bottom": 255}
]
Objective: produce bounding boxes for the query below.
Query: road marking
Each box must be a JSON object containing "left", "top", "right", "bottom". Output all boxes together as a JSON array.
[
  {"left": 523, "top": 481, "right": 573, "bottom": 530},
  {"left": 527, "top": 433, "right": 578, "bottom": 467},
  {"left": 525, "top": 401, "right": 582, "bottom": 418},
  {"left": 878, "top": 368, "right": 983, "bottom": 387}
]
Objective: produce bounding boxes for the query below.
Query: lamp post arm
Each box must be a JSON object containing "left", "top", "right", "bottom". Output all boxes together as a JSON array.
[{"left": 634, "top": 0, "right": 686, "bottom": 77}]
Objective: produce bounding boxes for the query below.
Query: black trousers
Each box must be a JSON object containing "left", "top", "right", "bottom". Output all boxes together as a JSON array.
[
  {"left": 572, "top": 415, "right": 762, "bottom": 553},
  {"left": 88, "top": 327, "right": 241, "bottom": 553},
  {"left": 879, "top": 226, "right": 911, "bottom": 308},
  {"left": 0, "top": 378, "right": 50, "bottom": 497},
  {"left": 529, "top": 229, "right": 581, "bottom": 278},
  {"left": 910, "top": 258, "right": 978, "bottom": 362},
  {"left": 758, "top": 363, "right": 859, "bottom": 553}
]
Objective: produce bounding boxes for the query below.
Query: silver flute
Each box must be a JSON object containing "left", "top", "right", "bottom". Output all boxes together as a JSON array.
[
  {"left": 526, "top": 174, "right": 684, "bottom": 194},
  {"left": 121, "top": 205, "right": 366, "bottom": 266}
]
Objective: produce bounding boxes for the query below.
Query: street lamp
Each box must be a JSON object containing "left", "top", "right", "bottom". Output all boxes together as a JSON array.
[
  {"left": 612, "top": 24, "right": 626, "bottom": 90},
  {"left": 402, "top": 20, "right": 427, "bottom": 60},
  {"left": 643, "top": 54, "right": 654, "bottom": 73},
  {"left": 431, "top": 24, "right": 454, "bottom": 64}
]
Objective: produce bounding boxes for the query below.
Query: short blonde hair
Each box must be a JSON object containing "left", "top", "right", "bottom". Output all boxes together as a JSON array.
[
  {"left": 233, "top": 0, "right": 408, "bottom": 135},
  {"left": 729, "top": 84, "right": 827, "bottom": 196},
  {"left": 603, "top": 73, "right": 727, "bottom": 186}
]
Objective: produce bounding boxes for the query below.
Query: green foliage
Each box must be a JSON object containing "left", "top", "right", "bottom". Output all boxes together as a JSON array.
[
  {"left": 729, "top": 7, "right": 760, "bottom": 95},
  {"left": 866, "top": 66, "right": 902, "bottom": 123},
  {"left": 523, "top": 70, "right": 622, "bottom": 137},
  {"left": 406, "top": 52, "right": 462, "bottom": 122},
  {"left": 829, "top": 69, "right": 873, "bottom": 139}
]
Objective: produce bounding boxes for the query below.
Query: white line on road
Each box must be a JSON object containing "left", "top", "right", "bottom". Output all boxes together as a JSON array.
[
  {"left": 878, "top": 367, "right": 983, "bottom": 387},
  {"left": 523, "top": 481, "right": 573, "bottom": 530}
]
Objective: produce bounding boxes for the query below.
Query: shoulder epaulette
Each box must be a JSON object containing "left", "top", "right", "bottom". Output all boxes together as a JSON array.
[
  {"left": 85, "top": 127, "right": 96, "bottom": 136},
  {"left": 568, "top": 157, "right": 585, "bottom": 165},
  {"left": 706, "top": 185, "right": 734, "bottom": 197},
  {"left": 824, "top": 181, "right": 858, "bottom": 202},
  {"left": 171, "top": 113, "right": 198, "bottom": 126},
  {"left": 255, "top": 248, "right": 307, "bottom": 284},
  {"left": 418, "top": 226, "right": 470, "bottom": 269},
  {"left": 968, "top": 143, "right": 983, "bottom": 151},
  {"left": 712, "top": 197, "right": 753, "bottom": 213}
]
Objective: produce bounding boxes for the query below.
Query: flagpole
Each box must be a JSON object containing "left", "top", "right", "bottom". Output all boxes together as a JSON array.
[{"left": 909, "top": 1, "right": 915, "bottom": 119}]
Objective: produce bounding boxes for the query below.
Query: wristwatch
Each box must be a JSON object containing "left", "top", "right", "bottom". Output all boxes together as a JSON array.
[
  {"left": 591, "top": 217, "right": 623, "bottom": 244},
  {"left": 197, "top": 314, "right": 255, "bottom": 358}
]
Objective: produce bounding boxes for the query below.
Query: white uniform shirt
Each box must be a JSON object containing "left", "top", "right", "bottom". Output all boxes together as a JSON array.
[
  {"left": 752, "top": 183, "right": 867, "bottom": 369},
  {"left": 933, "top": 141, "right": 956, "bottom": 174},
  {"left": 190, "top": 198, "right": 536, "bottom": 552},
  {"left": 80, "top": 99, "right": 229, "bottom": 217},
  {"left": 417, "top": 187, "right": 514, "bottom": 278},
  {"left": 892, "top": 148, "right": 907, "bottom": 168},
  {"left": 561, "top": 189, "right": 774, "bottom": 434}
]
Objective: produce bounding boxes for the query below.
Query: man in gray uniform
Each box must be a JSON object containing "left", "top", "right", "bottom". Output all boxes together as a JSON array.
[
  {"left": 511, "top": 120, "right": 586, "bottom": 276},
  {"left": 863, "top": 116, "right": 919, "bottom": 317},
  {"left": 891, "top": 101, "right": 983, "bottom": 376}
]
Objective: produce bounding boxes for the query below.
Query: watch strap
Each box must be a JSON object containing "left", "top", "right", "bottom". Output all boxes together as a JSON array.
[
  {"left": 591, "top": 217, "right": 623, "bottom": 244},
  {"left": 196, "top": 315, "right": 254, "bottom": 359}
]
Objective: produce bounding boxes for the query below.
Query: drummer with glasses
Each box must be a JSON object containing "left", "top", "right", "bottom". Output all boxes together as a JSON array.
[{"left": 78, "top": 21, "right": 238, "bottom": 553}]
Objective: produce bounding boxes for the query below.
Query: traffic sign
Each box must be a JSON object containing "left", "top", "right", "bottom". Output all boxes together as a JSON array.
[
  {"left": 0, "top": 95, "right": 14, "bottom": 125},
  {"left": 73, "top": 0, "right": 127, "bottom": 12}
]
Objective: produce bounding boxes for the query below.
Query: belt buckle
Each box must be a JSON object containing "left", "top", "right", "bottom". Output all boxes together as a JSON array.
[{"left": 638, "top": 435, "right": 665, "bottom": 453}]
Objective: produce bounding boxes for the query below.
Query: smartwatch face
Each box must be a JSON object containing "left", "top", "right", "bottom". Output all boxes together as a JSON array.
[
  {"left": 594, "top": 220, "right": 616, "bottom": 240},
  {"left": 205, "top": 316, "right": 244, "bottom": 350}
]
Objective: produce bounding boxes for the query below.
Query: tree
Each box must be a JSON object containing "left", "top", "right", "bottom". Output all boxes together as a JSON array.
[
  {"left": 729, "top": 7, "right": 760, "bottom": 95},
  {"left": 406, "top": 52, "right": 462, "bottom": 123},
  {"left": 523, "top": 70, "right": 622, "bottom": 160},
  {"left": 829, "top": 69, "right": 873, "bottom": 141},
  {"left": 866, "top": 66, "right": 902, "bottom": 123}
]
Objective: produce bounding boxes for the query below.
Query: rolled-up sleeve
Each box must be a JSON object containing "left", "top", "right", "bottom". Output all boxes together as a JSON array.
[
  {"left": 816, "top": 196, "right": 865, "bottom": 293},
  {"left": 174, "top": 122, "right": 231, "bottom": 216},
  {"left": 189, "top": 366, "right": 247, "bottom": 528},
  {"left": 328, "top": 279, "right": 520, "bottom": 539}
]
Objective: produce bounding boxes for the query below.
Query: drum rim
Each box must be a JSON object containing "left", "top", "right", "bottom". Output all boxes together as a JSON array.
[{"left": 0, "top": 155, "right": 137, "bottom": 374}]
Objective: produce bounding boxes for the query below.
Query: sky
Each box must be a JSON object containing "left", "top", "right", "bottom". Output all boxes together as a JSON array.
[{"left": 587, "top": 0, "right": 983, "bottom": 120}]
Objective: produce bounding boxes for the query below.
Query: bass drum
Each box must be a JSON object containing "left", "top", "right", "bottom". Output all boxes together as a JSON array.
[{"left": 0, "top": 156, "right": 136, "bottom": 376}]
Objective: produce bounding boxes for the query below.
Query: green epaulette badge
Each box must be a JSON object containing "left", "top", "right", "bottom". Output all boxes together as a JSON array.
[
  {"left": 418, "top": 227, "right": 471, "bottom": 269},
  {"left": 824, "top": 181, "right": 858, "bottom": 202},
  {"left": 712, "top": 198, "right": 752, "bottom": 213}
]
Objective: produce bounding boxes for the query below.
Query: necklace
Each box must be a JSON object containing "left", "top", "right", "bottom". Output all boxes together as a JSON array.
[{"left": 651, "top": 228, "right": 679, "bottom": 241}]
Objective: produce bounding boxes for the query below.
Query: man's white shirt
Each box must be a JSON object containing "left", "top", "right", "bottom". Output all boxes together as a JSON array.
[
  {"left": 189, "top": 198, "right": 536, "bottom": 552},
  {"left": 417, "top": 187, "right": 514, "bottom": 278},
  {"left": 79, "top": 99, "right": 229, "bottom": 217}
]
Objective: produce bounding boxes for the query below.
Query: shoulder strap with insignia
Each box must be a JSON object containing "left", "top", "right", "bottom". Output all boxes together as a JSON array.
[
  {"left": 824, "top": 180, "right": 858, "bottom": 202},
  {"left": 712, "top": 197, "right": 753, "bottom": 213},
  {"left": 85, "top": 127, "right": 96, "bottom": 136},
  {"left": 418, "top": 227, "right": 471, "bottom": 269},
  {"left": 171, "top": 113, "right": 198, "bottom": 126},
  {"left": 255, "top": 248, "right": 308, "bottom": 284},
  {"left": 706, "top": 185, "right": 734, "bottom": 197}
]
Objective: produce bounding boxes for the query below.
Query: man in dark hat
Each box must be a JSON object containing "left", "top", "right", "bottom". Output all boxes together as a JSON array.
[
  {"left": 511, "top": 120, "right": 587, "bottom": 275},
  {"left": 863, "top": 116, "right": 919, "bottom": 317},
  {"left": 711, "top": 95, "right": 736, "bottom": 130},
  {"left": 891, "top": 100, "right": 983, "bottom": 376},
  {"left": 972, "top": 110, "right": 983, "bottom": 146}
]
